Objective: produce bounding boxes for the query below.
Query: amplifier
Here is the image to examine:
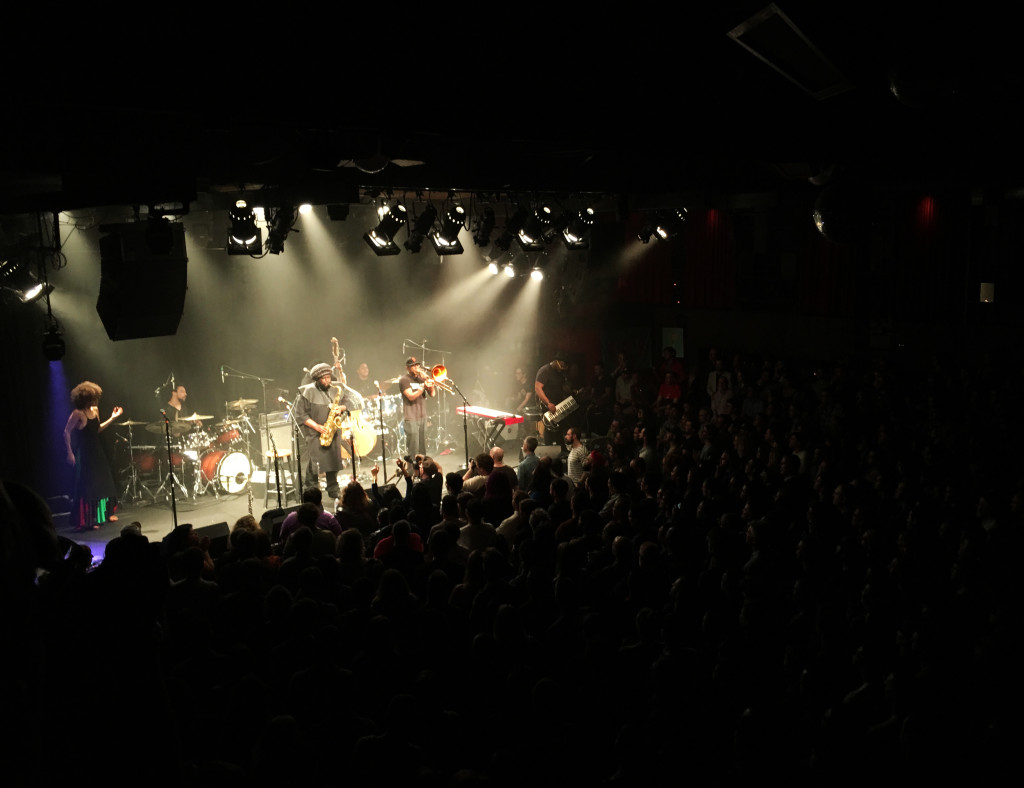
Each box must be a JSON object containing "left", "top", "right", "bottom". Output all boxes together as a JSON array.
[{"left": 259, "top": 411, "right": 295, "bottom": 457}]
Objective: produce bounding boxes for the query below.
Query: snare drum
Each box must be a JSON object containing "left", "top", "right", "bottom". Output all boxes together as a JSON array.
[{"left": 199, "top": 449, "right": 252, "bottom": 494}]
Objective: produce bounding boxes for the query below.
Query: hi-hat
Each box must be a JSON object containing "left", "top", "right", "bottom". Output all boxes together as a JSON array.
[
  {"left": 146, "top": 421, "right": 190, "bottom": 437},
  {"left": 225, "top": 398, "right": 258, "bottom": 409}
]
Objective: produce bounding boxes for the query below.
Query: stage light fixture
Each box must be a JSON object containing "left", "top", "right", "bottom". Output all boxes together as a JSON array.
[
  {"left": 42, "top": 325, "right": 65, "bottom": 360},
  {"left": 266, "top": 206, "right": 296, "bottom": 255},
  {"left": 0, "top": 259, "right": 52, "bottom": 304},
  {"left": 487, "top": 261, "right": 500, "bottom": 275},
  {"left": 363, "top": 202, "right": 408, "bottom": 256},
  {"left": 298, "top": 203, "right": 313, "bottom": 215},
  {"left": 227, "top": 200, "right": 261, "bottom": 255},
  {"left": 430, "top": 205, "right": 466, "bottom": 255},
  {"left": 637, "top": 207, "right": 687, "bottom": 243},
  {"left": 653, "top": 207, "right": 687, "bottom": 240},
  {"left": 516, "top": 204, "right": 554, "bottom": 251},
  {"left": 530, "top": 265, "right": 544, "bottom": 281},
  {"left": 503, "top": 262, "right": 516, "bottom": 277},
  {"left": 404, "top": 205, "right": 438, "bottom": 253},
  {"left": 474, "top": 207, "right": 495, "bottom": 246},
  {"left": 561, "top": 207, "right": 595, "bottom": 250}
]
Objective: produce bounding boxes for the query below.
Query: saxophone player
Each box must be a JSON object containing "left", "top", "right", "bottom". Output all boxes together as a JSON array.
[
  {"left": 399, "top": 356, "right": 437, "bottom": 458},
  {"left": 294, "top": 362, "right": 358, "bottom": 501}
]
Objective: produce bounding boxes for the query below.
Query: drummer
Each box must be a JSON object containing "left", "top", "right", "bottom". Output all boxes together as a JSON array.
[
  {"left": 351, "top": 361, "right": 381, "bottom": 401},
  {"left": 167, "top": 384, "right": 203, "bottom": 428}
]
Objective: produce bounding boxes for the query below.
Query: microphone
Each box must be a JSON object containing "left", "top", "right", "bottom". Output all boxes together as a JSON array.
[
  {"left": 302, "top": 367, "right": 310, "bottom": 375},
  {"left": 373, "top": 380, "right": 382, "bottom": 394},
  {"left": 277, "top": 396, "right": 287, "bottom": 404},
  {"left": 220, "top": 366, "right": 225, "bottom": 384}
]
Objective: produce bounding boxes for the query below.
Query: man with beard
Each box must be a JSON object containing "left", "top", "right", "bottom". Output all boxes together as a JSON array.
[{"left": 294, "top": 362, "right": 358, "bottom": 500}]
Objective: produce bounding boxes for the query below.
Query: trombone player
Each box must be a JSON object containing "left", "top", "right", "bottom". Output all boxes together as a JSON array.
[{"left": 399, "top": 356, "right": 437, "bottom": 458}]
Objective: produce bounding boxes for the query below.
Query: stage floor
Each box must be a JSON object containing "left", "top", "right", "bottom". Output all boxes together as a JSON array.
[{"left": 54, "top": 482, "right": 304, "bottom": 563}]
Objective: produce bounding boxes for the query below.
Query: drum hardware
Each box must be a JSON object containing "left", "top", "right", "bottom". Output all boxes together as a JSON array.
[
  {"left": 153, "top": 449, "right": 192, "bottom": 502},
  {"left": 117, "top": 420, "right": 157, "bottom": 503}
]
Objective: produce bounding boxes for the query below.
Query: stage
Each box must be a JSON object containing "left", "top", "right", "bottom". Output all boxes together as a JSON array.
[{"left": 51, "top": 431, "right": 535, "bottom": 563}]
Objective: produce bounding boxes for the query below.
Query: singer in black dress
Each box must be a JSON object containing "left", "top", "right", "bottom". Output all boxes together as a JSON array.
[{"left": 63, "top": 381, "right": 123, "bottom": 531}]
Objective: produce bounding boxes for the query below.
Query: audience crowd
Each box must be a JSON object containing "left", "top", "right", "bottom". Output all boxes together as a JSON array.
[{"left": 2, "top": 344, "right": 1019, "bottom": 785}]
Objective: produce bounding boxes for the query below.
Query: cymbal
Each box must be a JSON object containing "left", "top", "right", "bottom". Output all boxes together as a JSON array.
[
  {"left": 225, "top": 398, "right": 258, "bottom": 409},
  {"left": 119, "top": 420, "right": 151, "bottom": 426},
  {"left": 146, "top": 421, "right": 190, "bottom": 437},
  {"left": 181, "top": 413, "right": 213, "bottom": 421}
]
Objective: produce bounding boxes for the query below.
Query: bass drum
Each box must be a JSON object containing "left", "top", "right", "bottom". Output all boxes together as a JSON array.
[
  {"left": 337, "top": 411, "right": 380, "bottom": 459},
  {"left": 199, "top": 449, "right": 252, "bottom": 494}
]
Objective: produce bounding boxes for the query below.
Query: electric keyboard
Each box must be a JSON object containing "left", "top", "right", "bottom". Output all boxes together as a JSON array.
[
  {"left": 455, "top": 406, "right": 524, "bottom": 426},
  {"left": 542, "top": 396, "right": 578, "bottom": 426},
  {"left": 456, "top": 406, "right": 524, "bottom": 449}
]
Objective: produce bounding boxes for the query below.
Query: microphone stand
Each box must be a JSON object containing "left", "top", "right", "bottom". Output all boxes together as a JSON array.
[
  {"left": 374, "top": 382, "right": 389, "bottom": 484},
  {"left": 442, "top": 376, "right": 471, "bottom": 472},
  {"left": 268, "top": 429, "right": 284, "bottom": 510},
  {"left": 223, "top": 365, "right": 272, "bottom": 479},
  {"left": 157, "top": 409, "right": 179, "bottom": 528}
]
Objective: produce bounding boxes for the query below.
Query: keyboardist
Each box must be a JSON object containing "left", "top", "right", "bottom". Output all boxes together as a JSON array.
[{"left": 535, "top": 350, "right": 572, "bottom": 444}]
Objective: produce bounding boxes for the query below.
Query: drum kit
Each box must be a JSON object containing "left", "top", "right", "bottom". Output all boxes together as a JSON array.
[{"left": 117, "top": 399, "right": 260, "bottom": 504}]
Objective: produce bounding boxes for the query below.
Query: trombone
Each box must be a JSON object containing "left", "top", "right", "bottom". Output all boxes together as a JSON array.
[{"left": 429, "top": 364, "right": 457, "bottom": 394}]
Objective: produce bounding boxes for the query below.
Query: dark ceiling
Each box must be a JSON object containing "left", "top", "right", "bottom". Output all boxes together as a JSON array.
[{"left": 2, "top": 4, "right": 1022, "bottom": 220}]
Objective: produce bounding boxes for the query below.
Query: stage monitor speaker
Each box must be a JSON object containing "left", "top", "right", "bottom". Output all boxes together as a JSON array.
[
  {"left": 96, "top": 220, "right": 188, "bottom": 340},
  {"left": 376, "top": 483, "right": 404, "bottom": 510},
  {"left": 260, "top": 505, "right": 300, "bottom": 544},
  {"left": 193, "top": 521, "right": 230, "bottom": 559},
  {"left": 259, "top": 411, "right": 295, "bottom": 457}
]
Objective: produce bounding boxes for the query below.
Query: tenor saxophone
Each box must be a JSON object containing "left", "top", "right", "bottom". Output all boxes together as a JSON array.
[{"left": 320, "top": 385, "right": 344, "bottom": 447}]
